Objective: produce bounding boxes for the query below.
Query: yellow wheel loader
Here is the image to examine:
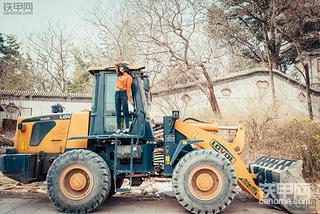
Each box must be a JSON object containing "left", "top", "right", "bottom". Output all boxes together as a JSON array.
[{"left": 0, "top": 66, "right": 311, "bottom": 213}]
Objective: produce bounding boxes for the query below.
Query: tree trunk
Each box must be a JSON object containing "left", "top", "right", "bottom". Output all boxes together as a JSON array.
[
  {"left": 269, "top": 62, "right": 276, "bottom": 102},
  {"left": 262, "top": 25, "right": 277, "bottom": 107},
  {"left": 269, "top": 45, "right": 280, "bottom": 104},
  {"left": 271, "top": 52, "right": 280, "bottom": 71},
  {"left": 261, "top": 4, "right": 277, "bottom": 109},
  {"left": 265, "top": 49, "right": 277, "bottom": 107},
  {"left": 208, "top": 87, "right": 220, "bottom": 114},
  {"left": 303, "top": 63, "right": 313, "bottom": 120},
  {"left": 199, "top": 64, "right": 221, "bottom": 116}
]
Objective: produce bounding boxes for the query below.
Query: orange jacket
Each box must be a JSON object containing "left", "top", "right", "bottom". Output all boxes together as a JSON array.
[{"left": 116, "top": 73, "right": 133, "bottom": 101}]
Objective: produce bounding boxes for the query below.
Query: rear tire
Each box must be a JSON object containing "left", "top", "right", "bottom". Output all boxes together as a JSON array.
[
  {"left": 172, "top": 150, "right": 237, "bottom": 214},
  {"left": 47, "top": 149, "right": 111, "bottom": 213}
]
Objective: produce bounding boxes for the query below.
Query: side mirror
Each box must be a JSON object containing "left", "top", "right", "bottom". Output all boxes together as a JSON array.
[{"left": 143, "top": 78, "right": 150, "bottom": 92}]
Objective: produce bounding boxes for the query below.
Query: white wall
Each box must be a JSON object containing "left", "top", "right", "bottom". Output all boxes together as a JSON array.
[{"left": 151, "top": 72, "right": 320, "bottom": 122}]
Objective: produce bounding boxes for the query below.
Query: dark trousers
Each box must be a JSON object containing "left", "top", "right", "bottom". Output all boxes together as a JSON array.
[{"left": 115, "top": 91, "right": 129, "bottom": 129}]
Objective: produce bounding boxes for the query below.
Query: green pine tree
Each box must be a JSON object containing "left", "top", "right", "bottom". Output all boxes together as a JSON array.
[
  {"left": 0, "top": 34, "right": 33, "bottom": 91},
  {"left": 67, "top": 48, "right": 94, "bottom": 93}
]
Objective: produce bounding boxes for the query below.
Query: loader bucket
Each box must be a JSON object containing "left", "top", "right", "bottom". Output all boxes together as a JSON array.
[{"left": 249, "top": 157, "right": 317, "bottom": 214}]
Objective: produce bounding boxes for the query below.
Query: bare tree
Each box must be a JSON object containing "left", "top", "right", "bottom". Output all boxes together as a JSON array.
[
  {"left": 153, "top": 95, "right": 186, "bottom": 117},
  {"left": 27, "top": 22, "right": 73, "bottom": 93},
  {"left": 277, "top": 0, "right": 320, "bottom": 120},
  {"left": 131, "top": 0, "right": 223, "bottom": 115},
  {"left": 208, "top": 0, "right": 290, "bottom": 105},
  {"left": 87, "top": 2, "right": 141, "bottom": 64},
  {"left": 67, "top": 47, "right": 97, "bottom": 93},
  {"left": 208, "top": 0, "right": 287, "bottom": 70}
]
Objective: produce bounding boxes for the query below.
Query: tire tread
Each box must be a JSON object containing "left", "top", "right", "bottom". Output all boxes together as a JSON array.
[
  {"left": 47, "top": 149, "right": 111, "bottom": 213},
  {"left": 172, "top": 149, "right": 237, "bottom": 214}
]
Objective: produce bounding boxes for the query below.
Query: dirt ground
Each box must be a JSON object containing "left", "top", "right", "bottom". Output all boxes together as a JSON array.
[
  {"left": 0, "top": 174, "right": 288, "bottom": 214},
  {"left": 0, "top": 194, "right": 289, "bottom": 214}
]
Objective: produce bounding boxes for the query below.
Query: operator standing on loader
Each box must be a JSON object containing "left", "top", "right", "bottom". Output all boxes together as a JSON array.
[{"left": 115, "top": 63, "right": 132, "bottom": 134}]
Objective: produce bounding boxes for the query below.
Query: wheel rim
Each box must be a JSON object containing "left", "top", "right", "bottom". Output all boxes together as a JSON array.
[
  {"left": 188, "top": 165, "right": 222, "bottom": 200},
  {"left": 59, "top": 164, "right": 94, "bottom": 200}
]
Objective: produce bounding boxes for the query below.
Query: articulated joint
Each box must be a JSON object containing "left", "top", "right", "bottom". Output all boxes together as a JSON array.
[{"left": 170, "top": 139, "right": 203, "bottom": 166}]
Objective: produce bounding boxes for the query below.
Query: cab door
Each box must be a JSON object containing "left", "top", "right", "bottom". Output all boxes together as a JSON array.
[{"left": 103, "top": 73, "right": 117, "bottom": 133}]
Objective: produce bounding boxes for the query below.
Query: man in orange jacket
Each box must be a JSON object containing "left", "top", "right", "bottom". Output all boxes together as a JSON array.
[{"left": 115, "top": 63, "right": 132, "bottom": 134}]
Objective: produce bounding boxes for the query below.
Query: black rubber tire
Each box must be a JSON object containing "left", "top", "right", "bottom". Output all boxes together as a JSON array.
[
  {"left": 108, "top": 174, "right": 125, "bottom": 197},
  {"left": 172, "top": 150, "right": 237, "bottom": 214},
  {"left": 47, "top": 149, "right": 111, "bottom": 213}
]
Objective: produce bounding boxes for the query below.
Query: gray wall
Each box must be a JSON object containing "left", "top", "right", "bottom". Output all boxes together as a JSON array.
[{"left": 150, "top": 68, "right": 320, "bottom": 122}]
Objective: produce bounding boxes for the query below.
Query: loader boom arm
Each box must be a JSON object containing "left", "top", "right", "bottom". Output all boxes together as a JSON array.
[{"left": 174, "top": 119, "right": 265, "bottom": 200}]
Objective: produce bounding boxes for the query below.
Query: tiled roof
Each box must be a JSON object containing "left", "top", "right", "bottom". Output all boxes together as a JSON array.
[
  {"left": 2, "top": 68, "right": 319, "bottom": 99},
  {"left": 152, "top": 67, "right": 320, "bottom": 97},
  {"left": 0, "top": 90, "right": 92, "bottom": 99}
]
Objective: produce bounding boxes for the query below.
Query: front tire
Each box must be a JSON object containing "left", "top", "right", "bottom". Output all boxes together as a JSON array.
[
  {"left": 47, "top": 149, "right": 111, "bottom": 213},
  {"left": 172, "top": 150, "right": 237, "bottom": 214}
]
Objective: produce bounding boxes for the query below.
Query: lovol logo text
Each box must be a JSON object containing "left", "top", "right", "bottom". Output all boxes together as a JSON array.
[
  {"left": 210, "top": 140, "right": 236, "bottom": 163},
  {"left": 60, "top": 114, "right": 71, "bottom": 120}
]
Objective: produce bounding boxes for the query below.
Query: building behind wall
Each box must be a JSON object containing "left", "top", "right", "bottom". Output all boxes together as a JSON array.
[{"left": 293, "top": 51, "right": 320, "bottom": 87}]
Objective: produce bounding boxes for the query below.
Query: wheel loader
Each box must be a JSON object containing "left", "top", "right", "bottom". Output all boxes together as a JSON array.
[{"left": 0, "top": 66, "right": 313, "bottom": 214}]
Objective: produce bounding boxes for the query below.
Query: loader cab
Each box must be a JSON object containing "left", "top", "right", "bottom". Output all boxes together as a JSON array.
[{"left": 88, "top": 66, "right": 154, "bottom": 141}]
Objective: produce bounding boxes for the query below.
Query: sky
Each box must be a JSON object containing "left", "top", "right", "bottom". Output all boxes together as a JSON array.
[
  {"left": 0, "top": 0, "right": 116, "bottom": 45},
  {"left": 0, "top": 0, "right": 234, "bottom": 74}
]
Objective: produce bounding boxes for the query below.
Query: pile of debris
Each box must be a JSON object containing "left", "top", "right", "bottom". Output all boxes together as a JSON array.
[
  {"left": 0, "top": 172, "right": 47, "bottom": 198},
  {"left": 0, "top": 129, "right": 14, "bottom": 154}
]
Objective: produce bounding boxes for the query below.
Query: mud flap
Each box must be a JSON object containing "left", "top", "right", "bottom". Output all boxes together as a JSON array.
[{"left": 250, "top": 157, "right": 317, "bottom": 214}]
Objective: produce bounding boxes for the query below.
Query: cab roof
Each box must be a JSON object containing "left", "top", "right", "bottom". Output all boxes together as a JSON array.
[{"left": 88, "top": 66, "right": 145, "bottom": 75}]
